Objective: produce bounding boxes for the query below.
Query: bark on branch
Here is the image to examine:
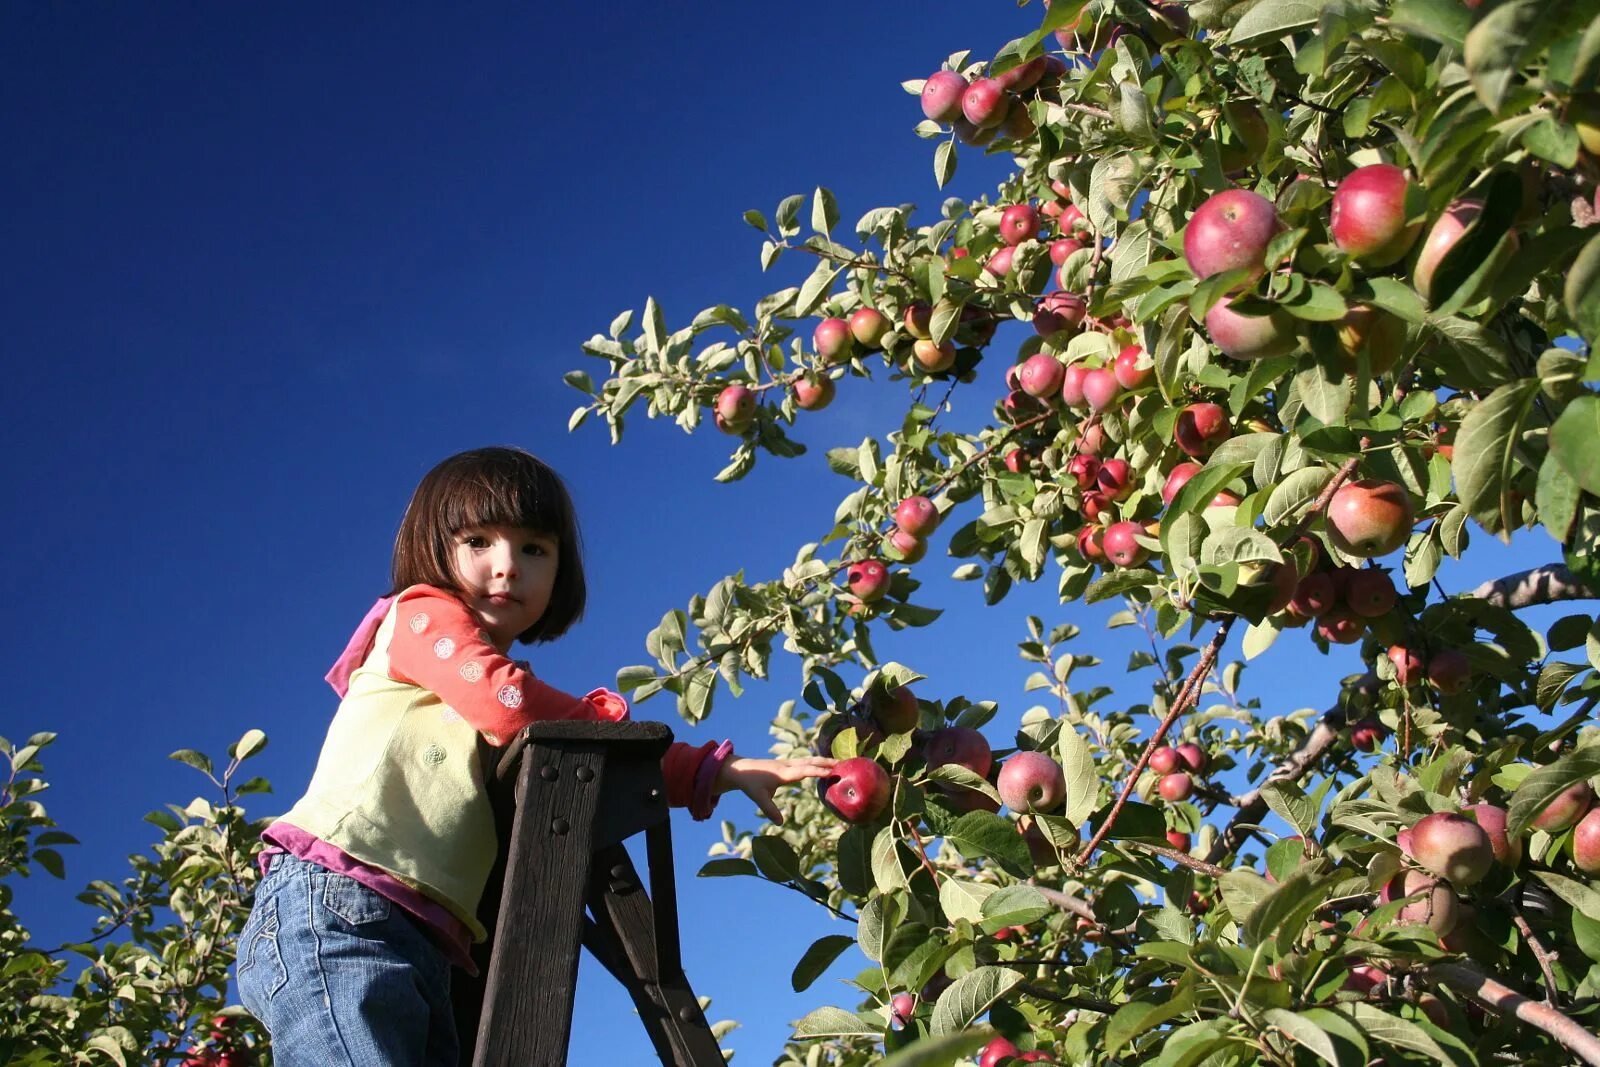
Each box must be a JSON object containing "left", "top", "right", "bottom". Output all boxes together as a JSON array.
[
  {"left": 1431, "top": 961, "right": 1600, "bottom": 1067},
  {"left": 1469, "top": 564, "right": 1598, "bottom": 610}
]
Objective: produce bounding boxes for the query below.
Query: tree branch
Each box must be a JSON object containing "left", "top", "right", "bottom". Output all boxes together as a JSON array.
[
  {"left": 1075, "top": 616, "right": 1236, "bottom": 865},
  {"left": 1430, "top": 962, "right": 1600, "bottom": 1067},
  {"left": 1468, "top": 564, "right": 1598, "bottom": 610}
]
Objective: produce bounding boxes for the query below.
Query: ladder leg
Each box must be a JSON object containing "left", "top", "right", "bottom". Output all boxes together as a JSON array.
[
  {"left": 472, "top": 743, "right": 604, "bottom": 1066},
  {"left": 588, "top": 836, "right": 724, "bottom": 1065}
]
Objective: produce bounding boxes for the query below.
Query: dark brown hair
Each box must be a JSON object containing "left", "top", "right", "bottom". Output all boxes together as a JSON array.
[{"left": 389, "top": 447, "right": 585, "bottom": 643}]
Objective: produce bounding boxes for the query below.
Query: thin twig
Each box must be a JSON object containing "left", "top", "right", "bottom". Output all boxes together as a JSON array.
[
  {"left": 1121, "top": 839, "right": 1229, "bottom": 878},
  {"left": 1509, "top": 901, "right": 1561, "bottom": 1004},
  {"left": 1430, "top": 962, "right": 1600, "bottom": 1066}
]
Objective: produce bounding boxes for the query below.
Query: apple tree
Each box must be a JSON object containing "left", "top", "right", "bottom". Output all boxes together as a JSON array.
[{"left": 569, "top": 0, "right": 1600, "bottom": 1062}]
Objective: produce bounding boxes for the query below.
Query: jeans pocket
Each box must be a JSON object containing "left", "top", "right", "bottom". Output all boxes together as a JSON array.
[
  {"left": 237, "top": 894, "right": 288, "bottom": 1002},
  {"left": 322, "top": 874, "right": 393, "bottom": 927}
]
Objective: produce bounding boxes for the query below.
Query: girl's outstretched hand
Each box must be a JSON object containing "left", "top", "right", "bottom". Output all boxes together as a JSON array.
[{"left": 715, "top": 755, "right": 838, "bottom": 825}]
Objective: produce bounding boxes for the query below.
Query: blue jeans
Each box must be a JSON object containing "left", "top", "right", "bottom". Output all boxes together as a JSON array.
[{"left": 235, "top": 853, "right": 459, "bottom": 1067}]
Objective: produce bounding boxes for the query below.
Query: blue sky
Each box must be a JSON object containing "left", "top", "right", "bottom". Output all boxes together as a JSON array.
[{"left": 1, "top": 4, "right": 1569, "bottom": 1062}]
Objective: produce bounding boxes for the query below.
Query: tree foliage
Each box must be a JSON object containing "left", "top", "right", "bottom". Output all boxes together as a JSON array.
[{"left": 568, "top": 0, "right": 1600, "bottom": 1062}]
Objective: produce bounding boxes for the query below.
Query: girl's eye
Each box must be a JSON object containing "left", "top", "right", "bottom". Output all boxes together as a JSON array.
[
  {"left": 522, "top": 543, "right": 548, "bottom": 556},
  {"left": 464, "top": 535, "right": 488, "bottom": 549}
]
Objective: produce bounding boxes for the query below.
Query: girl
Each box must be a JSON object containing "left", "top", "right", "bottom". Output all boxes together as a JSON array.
[{"left": 235, "top": 446, "right": 836, "bottom": 1066}]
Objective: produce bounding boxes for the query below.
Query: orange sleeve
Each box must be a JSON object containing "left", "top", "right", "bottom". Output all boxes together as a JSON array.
[
  {"left": 387, "top": 586, "right": 627, "bottom": 745},
  {"left": 663, "top": 740, "right": 718, "bottom": 809}
]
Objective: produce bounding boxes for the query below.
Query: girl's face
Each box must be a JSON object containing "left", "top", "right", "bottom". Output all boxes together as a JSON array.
[{"left": 449, "top": 524, "right": 559, "bottom": 651}]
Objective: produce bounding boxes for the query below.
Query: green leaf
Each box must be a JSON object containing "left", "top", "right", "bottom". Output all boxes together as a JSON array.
[
  {"left": 980, "top": 885, "right": 1052, "bottom": 932},
  {"left": 929, "top": 966, "right": 1024, "bottom": 1037},
  {"left": 697, "top": 858, "right": 758, "bottom": 878},
  {"left": 877, "top": 1030, "right": 994, "bottom": 1067},
  {"left": 1452, "top": 378, "right": 1541, "bottom": 536},
  {"left": 791, "top": 934, "right": 855, "bottom": 992},
  {"left": 1244, "top": 867, "right": 1337, "bottom": 949},
  {"left": 1389, "top": 0, "right": 1470, "bottom": 48},
  {"left": 1342, "top": 1002, "right": 1450, "bottom": 1060},
  {"left": 1263, "top": 467, "right": 1331, "bottom": 527},
  {"left": 811, "top": 187, "right": 838, "bottom": 237},
  {"left": 792, "top": 1005, "right": 878, "bottom": 1038},
  {"left": 168, "top": 749, "right": 212, "bottom": 776},
  {"left": 1292, "top": 363, "right": 1353, "bottom": 425},
  {"left": 1507, "top": 747, "right": 1600, "bottom": 837},
  {"left": 795, "top": 261, "right": 842, "bottom": 317},
  {"left": 1464, "top": 0, "right": 1550, "bottom": 114},
  {"left": 1260, "top": 781, "right": 1319, "bottom": 841},
  {"left": 944, "top": 810, "right": 1034, "bottom": 878},
  {"left": 751, "top": 835, "right": 803, "bottom": 882},
  {"left": 1534, "top": 870, "right": 1600, "bottom": 924},
  {"left": 934, "top": 140, "right": 957, "bottom": 189},
  {"left": 940, "top": 878, "right": 997, "bottom": 924},
  {"left": 1567, "top": 233, "right": 1600, "bottom": 346},
  {"left": 1265, "top": 1009, "right": 1340, "bottom": 1066},
  {"left": 1230, "top": 0, "right": 1321, "bottom": 45},
  {"left": 1059, "top": 728, "right": 1100, "bottom": 825}
]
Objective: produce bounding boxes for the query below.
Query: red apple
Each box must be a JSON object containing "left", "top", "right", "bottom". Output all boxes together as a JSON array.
[
  {"left": 1076, "top": 525, "right": 1105, "bottom": 562},
  {"left": 1103, "top": 521, "right": 1149, "bottom": 568},
  {"left": 1315, "top": 608, "right": 1364, "bottom": 645},
  {"left": 994, "top": 56, "right": 1048, "bottom": 93},
  {"left": 1166, "top": 830, "right": 1192, "bottom": 851},
  {"left": 847, "top": 559, "right": 890, "bottom": 602},
  {"left": 1067, "top": 453, "right": 1101, "bottom": 490},
  {"left": 1003, "top": 389, "right": 1044, "bottom": 422},
  {"left": 1533, "top": 780, "right": 1595, "bottom": 833},
  {"left": 850, "top": 307, "right": 891, "bottom": 349},
  {"left": 1033, "top": 291, "right": 1087, "bottom": 339},
  {"left": 1382, "top": 869, "right": 1459, "bottom": 935},
  {"left": 889, "top": 991, "right": 917, "bottom": 1029},
  {"left": 1410, "top": 811, "right": 1494, "bottom": 885},
  {"left": 961, "top": 78, "right": 1009, "bottom": 128},
  {"left": 1096, "top": 458, "right": 1134, "bottom": 501},
  {"left": 1387, "top": 644, "right": 1425, "bottom": 686},
  {"left": 1003, "top": 447, "right": 1032, "bottom": 473},
  {"left": 1114, "top": 345, "right": 1152, "bottom": 389},
  {"left": 920, "top": 70, "right": 969, "bottom": 123},
  {"left": 1077, "top": 421, "right": 1107, "bottom": 456},
  {"left": 979, "top": 1037, "right": 1022, "bottom": 1067},
  {"left": 1060, "top": 363, "right": 1091, "bottom": 408},
  {"left": 715, "top": 385, "right": 756, "bottom": 434},
  {"left": 1183, "top": 188, "right": 1280, "bottom": 284},
  {"left": 1463, "top": 803, "right": 1521, "bottom": 868},
  {"left": 1081, "top": 368, "right": 1121, "bottom": 412},
  {"left": 1161, "top": 462, "right": 1203, "bottom": 507},
  {"left": 821, "top": 757, "right": 891, "bottom": 823},
  {"left": 1428, "top": 649, "right": 1471, "bottom": 694},
  {"left": 1158, "top": 772, "right": 1194, "bottom": 802},
  {"left": 1060, "top": 203, "right": 1089, "bottom": 234},
  {"left": 985, "top": 246, "right": 1016, "bottom": 278},
  {"left": 1329, "top": 164, "right": 1423, "bottom": 267},
  {"left": 1412, "top": 198, "right": 1520, "bottom": 304},
  {"left": 1289, "top": 572, "right": 1338, "bottom": 618},
  {"left": 903, "top": 302, "right": 933, "bottom": 339},
  {"left": 814, "top": 317, "right": 854, "bottom": 363},
  {"left": 1018, "top": 353, "right": 1066, "bottom": 398},
  {"left": 1150, "top": 746, "right": 1181, "bottom": 775},
  {"left": 1205, "top": 295, "right": 1297, "bottom": 360},
  {"left": 1574, "top": 808, "right": 1600, "bottom": 874},
  {"left": 895, "top": 495, "right": 940, "bottom": 538},
  {"left": 1350, "top": 718, "right": 1386, "bottom": 752},
  {"left": 1336, "top": 304, "right": 1406, "bottom": 376},
  {"left": 1050, "top": 236, "right": 1086, "bottom": 265},
  {"left": 1080, "top": 491, "right": 1109, "bottom": 523},
  {"left": 1325, "top": 480, "right": 1414, "bottom": 558},
  {"left": 868, "top": 685, "right": 919, "bottom": 734},
  {"left": 793, "top": 374, "right": 835, "bottom": 411},
  {"left": 888, "top": 528, "right": 927, "bottom": 564},
  {"left": 1176, "top": 743, "right": 1208, "bottom": 775},
  {"left": 913, "top": 339, "right": 957, "bottom": 372},
  {"left": 999, "top": 203, "right": 1041, "bottom": 246},
  {"left": 1174, "top": 402, "right": 1231, "bottom": 457},
  {"left": 924, "top": 727, "right": 994, "bottom": 788},
  {"left": 1343, "top": 567, "right": 1397, "bottom": 617},
  {"left": 997, "top": 751, "right": 1067, "bottom": 812}
]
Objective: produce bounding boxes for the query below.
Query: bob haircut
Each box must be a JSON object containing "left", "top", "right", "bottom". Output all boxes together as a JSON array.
[{"left": 389, "top": 447, "right": 586, "bottom": 644}]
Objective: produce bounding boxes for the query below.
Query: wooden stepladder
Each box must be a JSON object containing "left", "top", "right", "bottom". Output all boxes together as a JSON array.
[{"left": 451, "top": 720, "right": 725, "bottom": 1066}]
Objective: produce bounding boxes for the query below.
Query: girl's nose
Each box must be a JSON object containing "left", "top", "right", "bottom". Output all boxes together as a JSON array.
[{"left": 493, "top": 541, "right": 519, "bottom": 578}]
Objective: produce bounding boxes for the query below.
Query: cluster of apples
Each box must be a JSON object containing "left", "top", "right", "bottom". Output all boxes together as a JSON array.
[
  {"left": 919, "top": 55, "right": 1067, "bottom": 149},
  {"left": 1148, "top": 742, "right": 1207, "bottom": 809},
  {"left": 180, "top": 1017, "right": 250, "bottom": 1067},
  {"left": 840, "top": 494, "right": 942, "bottom": 610},
  {"left": 1186, "top": 163, "right": 1503, "bottom": 364}
]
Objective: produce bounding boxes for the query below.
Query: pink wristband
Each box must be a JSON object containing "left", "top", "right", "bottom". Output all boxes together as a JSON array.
[{"left": 690, "top": 740, "right": 734, "bottom": 820}]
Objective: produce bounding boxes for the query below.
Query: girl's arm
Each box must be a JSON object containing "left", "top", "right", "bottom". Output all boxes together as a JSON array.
[{"left": 387, "top": 586, "right": 627, "bottom": 744}]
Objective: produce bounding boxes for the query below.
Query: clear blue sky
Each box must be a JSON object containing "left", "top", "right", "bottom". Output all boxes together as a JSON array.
[{"left": 1, "top": 4, "right": 1565, "bottom": 1062}]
